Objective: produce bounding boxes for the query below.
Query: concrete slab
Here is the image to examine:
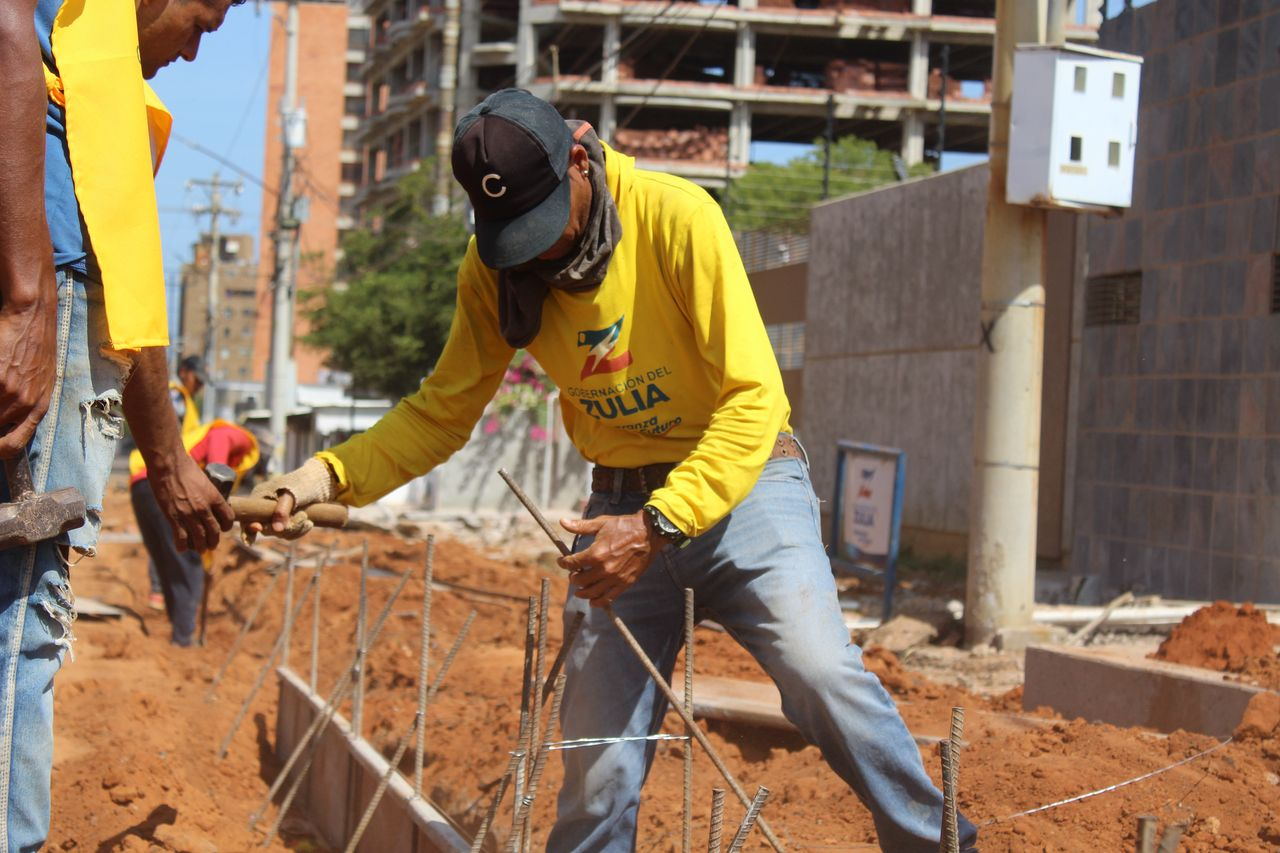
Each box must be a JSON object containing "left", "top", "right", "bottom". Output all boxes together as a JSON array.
[
  {"left": 274, "top": 668, "right": 472, "bottom": 853},
  {"left": 1023, "top": 644, "right": 1274, "bottom": 738}
]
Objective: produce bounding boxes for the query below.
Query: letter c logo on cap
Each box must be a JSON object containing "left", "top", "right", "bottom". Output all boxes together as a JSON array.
[{"left": 481, "top": 173, "right": 507, "bottom": 199}]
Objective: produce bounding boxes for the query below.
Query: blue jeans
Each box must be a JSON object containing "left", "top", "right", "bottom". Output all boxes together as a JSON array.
[
  {"left": 0, "top": 270, "right": 127, "bottom": 851},
  {"left": 547, "top": 454, "right": 979, "bottom": 853}
]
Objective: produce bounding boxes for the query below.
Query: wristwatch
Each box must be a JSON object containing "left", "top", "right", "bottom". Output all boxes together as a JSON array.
[{"left": 643, "top": 504, "right": 689, "bottom": 549}]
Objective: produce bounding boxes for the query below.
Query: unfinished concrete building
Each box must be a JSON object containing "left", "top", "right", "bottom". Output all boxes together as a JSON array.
[{"left": 353, "top": 0, "right": 1102, "bottom": 209}]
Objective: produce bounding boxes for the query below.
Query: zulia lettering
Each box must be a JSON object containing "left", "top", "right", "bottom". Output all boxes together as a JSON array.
[{"left": 578, "top": 382, "right": 670, "bottom": 420}]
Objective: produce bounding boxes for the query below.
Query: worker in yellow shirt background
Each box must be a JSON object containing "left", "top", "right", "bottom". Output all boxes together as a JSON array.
[
  {"left": 254, "top": 89, "right": 978, "bottom": 853},
  {"left": 0, "top": 0, "right": 244, "bottom": 847}
]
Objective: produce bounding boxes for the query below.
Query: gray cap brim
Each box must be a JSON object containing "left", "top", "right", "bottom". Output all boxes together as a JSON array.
[{"left": 474, "top": 173, "right": 572, "bottom": 269}]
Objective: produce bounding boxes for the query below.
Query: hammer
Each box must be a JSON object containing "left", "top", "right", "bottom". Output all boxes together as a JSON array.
[
  {"left": 0, "top": 454, "right": 86, "bottom": 551},
  {"left": 198, "top": 463, "right": 238, "bottom": 646}
]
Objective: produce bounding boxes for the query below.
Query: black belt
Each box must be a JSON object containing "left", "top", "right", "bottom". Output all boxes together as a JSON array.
[{"left": 591, "top": 433, "right": 803, "bottom": 496}]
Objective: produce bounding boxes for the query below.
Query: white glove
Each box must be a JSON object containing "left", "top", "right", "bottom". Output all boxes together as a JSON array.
[{"left": 248, "top": 457, "right": 337, "bottom": 541}]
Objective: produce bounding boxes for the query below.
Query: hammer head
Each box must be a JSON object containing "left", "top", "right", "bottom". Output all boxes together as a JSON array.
[{"left": 0, "top": 487, "right": 86, "bottom": 551}]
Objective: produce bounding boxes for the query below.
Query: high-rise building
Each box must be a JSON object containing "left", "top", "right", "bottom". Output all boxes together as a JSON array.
[
  {"left": 351, "top": 0, "right": 1101, "bottom": 209},
  {"left": 179, "top": 233, "right": 260, "bottom": 385},
  {"left": 252, "top": 1, "right": 371, "bottom": 389}
]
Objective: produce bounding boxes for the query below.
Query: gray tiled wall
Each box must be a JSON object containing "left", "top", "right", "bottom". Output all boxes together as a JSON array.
[{"left": 1074, "top": 0, "right": 1280, "bottom": 602}]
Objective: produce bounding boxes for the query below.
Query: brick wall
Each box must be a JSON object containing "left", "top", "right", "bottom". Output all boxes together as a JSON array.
[{"left": 1073, "top": 0, "right": 1280, "bottom": 601}]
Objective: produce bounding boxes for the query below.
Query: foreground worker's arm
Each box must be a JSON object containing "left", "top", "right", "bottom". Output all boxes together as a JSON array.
[
  {"left": 123, "top": 348, "right": 234, "bottom": 550},
  {"left": 0, "top": 0, "right": 57, "bottom": 458},
  {"left": 254, "top": 251, "right": 513, "bottom": 534}
]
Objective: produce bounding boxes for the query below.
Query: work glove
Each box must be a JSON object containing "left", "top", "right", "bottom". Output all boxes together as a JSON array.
[{"left": 247, "top": 457, "right": 337, "bottom": 541}]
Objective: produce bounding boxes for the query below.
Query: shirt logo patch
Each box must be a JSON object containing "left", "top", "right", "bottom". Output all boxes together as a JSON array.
[{"left": 577, "top": 316, "right": 633, "bottom": 380}]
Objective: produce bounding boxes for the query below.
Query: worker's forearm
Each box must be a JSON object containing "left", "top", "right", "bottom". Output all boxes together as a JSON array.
[
  {"left": 123, "top": 347, "right": 183, "bottom": 474},
  {"left": 0, "top": 1, "right": 53, "bottom": 305}
]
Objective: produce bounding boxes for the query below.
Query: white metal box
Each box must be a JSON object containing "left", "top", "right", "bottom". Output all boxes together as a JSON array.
[{"left": 1007, "top": 44, "right": 1143, "bottom": 211}]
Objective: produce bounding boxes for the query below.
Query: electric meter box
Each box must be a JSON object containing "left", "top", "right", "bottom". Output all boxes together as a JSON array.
[{"left": 1007, "top": 44, "right": 1143, "bottom": 211}]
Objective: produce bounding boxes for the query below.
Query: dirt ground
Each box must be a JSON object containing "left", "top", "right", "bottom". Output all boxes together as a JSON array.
[
  {"left": 50, "top": 476, "right": 1280, "bottom": 851},
  {"left": 1153, "top": 601, "right": 1280, "bottom": 691}
]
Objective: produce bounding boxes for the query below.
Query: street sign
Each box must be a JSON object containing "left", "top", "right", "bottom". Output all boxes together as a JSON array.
[{"left": 830, "top": 440, "right": 906, "bottom": 624}]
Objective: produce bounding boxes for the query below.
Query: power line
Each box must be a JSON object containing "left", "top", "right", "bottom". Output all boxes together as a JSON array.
[{"left": 173, "top": 133, "right": 275, "bottom": 195}]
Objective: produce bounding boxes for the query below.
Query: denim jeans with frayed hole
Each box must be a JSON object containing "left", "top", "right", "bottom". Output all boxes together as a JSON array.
[
  {"left": 547, "top": 454, "right": 978, "bottom": 853},
  {"left": 0, "top": 270, "right": 127, "bottom": 851}
]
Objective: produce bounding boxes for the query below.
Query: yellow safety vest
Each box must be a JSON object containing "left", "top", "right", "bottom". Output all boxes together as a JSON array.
[
  {"left": 46, "top": 0, "right": 171, "bottom": 351},
  {"left": 129, "top": 419, "right": 260, "bottom": 487}
]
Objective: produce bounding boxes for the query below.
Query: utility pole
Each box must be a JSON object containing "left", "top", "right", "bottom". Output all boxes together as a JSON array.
[
  {"left": 432, "top": 0, "right": 461, "bottom": 215},
  {"left": 189, "top": 172, "right": 243, "bottom": 422},
  {"left": 268, "top": 0, "right": 305, "bottom": 471},
  {"left": 821, "top": 93, "right": 834, "bottom": 199},
  {"left": 964, "top": 0, "right": 1051, "bottom": 649}
]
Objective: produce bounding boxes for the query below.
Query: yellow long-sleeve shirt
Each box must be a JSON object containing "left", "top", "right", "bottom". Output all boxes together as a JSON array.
[{"left": 319, "top": 143, "right": 791, "bottom": 537}]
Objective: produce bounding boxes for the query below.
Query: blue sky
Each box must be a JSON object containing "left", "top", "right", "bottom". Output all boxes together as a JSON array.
[{"left": 150, "top": 3, "right": 273, "bottom": 324}]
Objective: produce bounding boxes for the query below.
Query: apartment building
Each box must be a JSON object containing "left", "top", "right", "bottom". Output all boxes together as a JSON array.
[
  {"left": 351, "top": 0, "right": 1101, "bottom": 209},
  {"left": 179, "top": 233, "right": 260, "bottom": 385}
]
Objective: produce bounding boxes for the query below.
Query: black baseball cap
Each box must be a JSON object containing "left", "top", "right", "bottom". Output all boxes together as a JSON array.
[
  {"left": 178, "top": 354, "right": 209, "bottom": 385},
  {"left": 452, "top": 89, "right": 574, "bottom": 269}
]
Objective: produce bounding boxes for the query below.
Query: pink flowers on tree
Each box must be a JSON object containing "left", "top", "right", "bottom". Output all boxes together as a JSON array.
[{"left": 483, "top": 353, "right": 555, "bottom": 440}]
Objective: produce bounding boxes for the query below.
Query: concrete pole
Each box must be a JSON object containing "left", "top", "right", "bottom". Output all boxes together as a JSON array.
[
  {"left": 963, "top": 0, "right": 1049, "bottom": 649},
  {"left": 268, "top": 0, "right": 300, "bottom": 472},
  {"left": 432, "top": 0, "right": 460, "bottom": 216},
  {"left": 189, "top": 172, "right": 241, "bottom": 422},
  {"left": 515, "top": 0, "right": 535, "bottom": 88}
]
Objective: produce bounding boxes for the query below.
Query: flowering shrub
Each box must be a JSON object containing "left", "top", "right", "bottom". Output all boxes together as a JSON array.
[{"left": 484, "top": 352, "right": 555, "bottom": 440}]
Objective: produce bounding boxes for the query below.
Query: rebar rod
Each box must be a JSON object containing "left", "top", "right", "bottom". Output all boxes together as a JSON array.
[
  {"left": 512, "top": 598, "right": 537, "bottom": 846},
  {"left": 940, "top": 741, "right": 958, "bottom": 853},
  {"left": 497, "top": 469, "right": 786, "bottom": 853},
  {"left": 281, "top": 543, "right": 296, "bottom": 669},
  {"left": 264, "top": 607, "right": 475, "bottom": 849},
  {"left": 524, "top": 579, "right": 550, "bottom": 853},
  {"left": 683, "top": 587, "right": 695, "bottom": 853},
  {"left": 309, "top": 553, "right": 323, "bottom": 692},
  {"left": 469, "top": 752, "right": 522, "bottom": 853},
  {"left": 218, "top": 568, "right": 319, "bottom": 759},
  {"left": 707, "top": 788, "right": 726, "bottom": 853},
  {"left": 414, "top": 536, "right": 435, "bottom": 798},
  {"left": 541, "top": 611, "right": 583, "bottom": 705},
  {"left": 247, "top": 563, "right": 417, "bottom": 829},
  {"left": 505, "top": 674, "right": 566, "bottom": 853},
  {"left": 352, "top": 540, "right": 369, "bottom": 738},
  {"left": 206, "top": 568, "right": 282, "bottom": 701},
  {"left": 1136, "top": 815, "right": 1157, "bottom": 853},
  {"left": 726, "top": 787, "right": 771, "bottom": 853},
  {"left": 343, "top": 712, "right": 423, "bottom": 853}
]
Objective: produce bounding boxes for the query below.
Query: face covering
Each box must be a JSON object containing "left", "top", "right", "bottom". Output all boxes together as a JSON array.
[{"left": 496, "top": 121, "right": 622, "bottom": 348}]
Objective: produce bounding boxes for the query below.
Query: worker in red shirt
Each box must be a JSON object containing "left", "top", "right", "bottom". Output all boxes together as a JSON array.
[{"left": 130, "top": 421, "right": 258, "bottom": 646}]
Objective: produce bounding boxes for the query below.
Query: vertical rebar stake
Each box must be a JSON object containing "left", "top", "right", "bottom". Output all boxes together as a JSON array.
[
  {"left": 1136, "top": 815, "right": 1158, "bottom": 853},
  {"left": 725, "top": 786, "right": 771, "bottom": 853},
  {"left": 414, "top": 535, "right": 435, "bottom": 798},
  {"left": 542, "top": 611, "right": 583, "bottom": 705},
  {"left": 352, "top": 539, "right": 369, "bottom": 738},
  {"left": 683, "top": 587, "right": 695, "bottom": 853},
  {"left": 939, "top": 741, "right": 958, "bottom": 853},
  {"left": 309, "top": 546, "right": 329, "bottom": 693},
  {"left": 206, "top": 568, "right": 281, "bottom": 701},
  {"left": 506, "top": 674, "right": 567, "bottom": 853},
  {"left": 469, "top": 752, "right": 522, "bottom": 853},
  {"left": 707, "top": 788, "right": 726, "bottom": 853},
  {"left": 524, "top": 578, "right": 550, "bottom": 853},
  {"left": 281, "top": 543, "right": 296, "bottom": 669},
  {"left": 513, "top": 597, "right": 536, "bottom": 846}
]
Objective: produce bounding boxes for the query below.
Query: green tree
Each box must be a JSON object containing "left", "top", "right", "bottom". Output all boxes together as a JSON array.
[
  {"left": 304, "top": 169, "right": 469, "bottom": 399},
  {"left": 725, "top": 136, "right": 932, "bottom": 234}
]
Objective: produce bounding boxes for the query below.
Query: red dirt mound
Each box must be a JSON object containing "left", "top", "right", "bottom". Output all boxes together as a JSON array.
[{"left": 1152, "top": 601, "right": 1280, "bottom": 689}]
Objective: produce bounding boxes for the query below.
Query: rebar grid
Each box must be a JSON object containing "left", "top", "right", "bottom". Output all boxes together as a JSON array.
[
  {"left": 281, "top": 543, "right": 296, "bottom": 669},
  {"left": 206, "top": 568, "right": 282, "bottom": 701},
  {"left": 247, "top": 562, "right": 418, "bottom": 829},
  {"left": 352, "top": 540, "right": 369, "bottom": 737}
]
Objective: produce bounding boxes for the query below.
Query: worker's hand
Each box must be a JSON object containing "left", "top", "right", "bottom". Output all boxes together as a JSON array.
[
  {"left": 558, "top": 511, "right": 665, "bottom": 608},
  {"left": 0, "top": 287, "right": 55, "bottom": 458},
  {"left": 245, "top": 457, "right": 335, "bottom": 541},
  {"left": 149, "top": 453, "right": 235, "bottom": 552}
]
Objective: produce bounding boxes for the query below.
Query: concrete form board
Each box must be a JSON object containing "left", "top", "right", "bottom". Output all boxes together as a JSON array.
[
  {"left": 1023, "top": 644, "right": 1269, "bottom": 739},
  {"left": 274, "top": 669, "right": 471, "bottom": 853}
]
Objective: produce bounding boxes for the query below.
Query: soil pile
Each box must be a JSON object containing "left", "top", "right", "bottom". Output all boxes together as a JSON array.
[
  {"left": 50, "top": 483, "right": 1280, "bottom": 851},
  {"left": 1152, "top": 601, "right": 1280, "bottom": 689}
]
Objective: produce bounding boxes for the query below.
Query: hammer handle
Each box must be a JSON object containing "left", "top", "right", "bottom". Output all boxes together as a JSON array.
[{"left": 229, "top": 496, "right": 348, "bottom": 529}]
